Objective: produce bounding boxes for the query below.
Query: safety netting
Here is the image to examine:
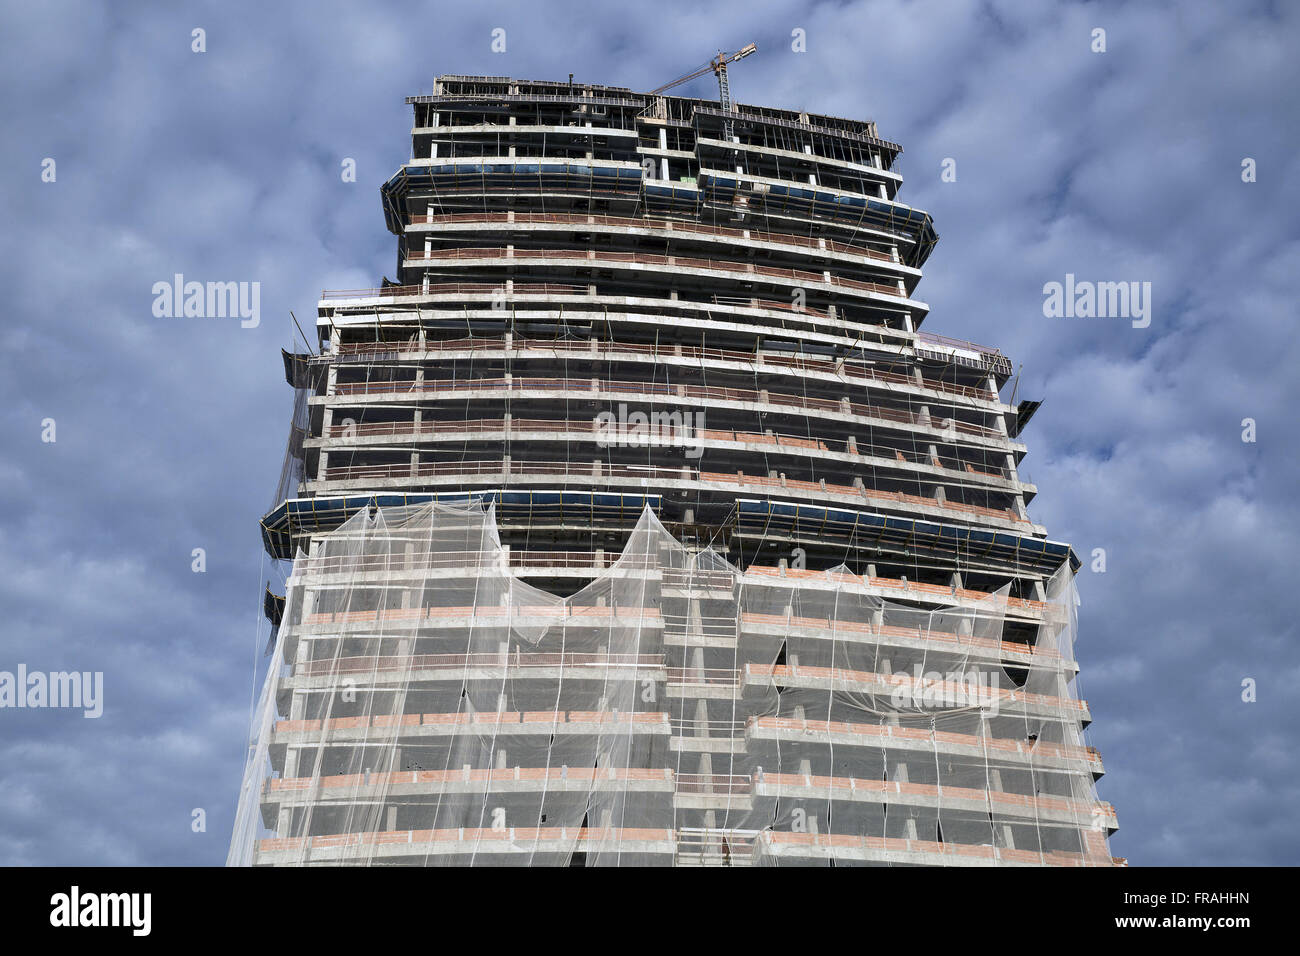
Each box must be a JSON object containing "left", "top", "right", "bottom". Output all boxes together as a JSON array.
[{"left": 229, "top": 500, "right": 1114, "bottom": 866}]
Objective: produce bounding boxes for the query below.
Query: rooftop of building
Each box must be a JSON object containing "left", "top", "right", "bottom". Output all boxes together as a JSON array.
[{"left": 407, "top": 74, "right": 898, "bottom": 153}]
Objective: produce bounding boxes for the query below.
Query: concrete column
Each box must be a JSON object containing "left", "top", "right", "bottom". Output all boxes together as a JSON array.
[
  {"left": 688, "top": 597, "right": 704, "bottom": 635},
  {"left": 892, "top": 765, "right": 912, "bottom": 848},
  {"left": 697, "top": 753, "right": 714, "bottom": 793},
  {"left": 694, "top": 698, "right": 710, "bottom": 738},
  {"left": 319, "top": 408, "right": 334, "bottom": 483}
]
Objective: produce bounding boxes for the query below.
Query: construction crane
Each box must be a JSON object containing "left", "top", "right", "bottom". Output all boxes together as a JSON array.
[{"left": 651, "top": 42, "right": 757, "bottom": 143}]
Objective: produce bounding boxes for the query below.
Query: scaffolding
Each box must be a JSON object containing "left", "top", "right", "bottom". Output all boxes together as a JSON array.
[{"left": 230, "top": 501, "right": 1112, "bottom": 866}]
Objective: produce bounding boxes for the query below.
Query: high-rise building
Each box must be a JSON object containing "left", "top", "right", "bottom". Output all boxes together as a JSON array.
[{"left": 229, "top": 75, "right": 1119, "bottom": 867}]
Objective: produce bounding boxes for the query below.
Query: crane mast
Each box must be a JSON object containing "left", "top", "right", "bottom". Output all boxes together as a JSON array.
[{"left": 651, "top": 42, "right": 757, "bottom": 143}]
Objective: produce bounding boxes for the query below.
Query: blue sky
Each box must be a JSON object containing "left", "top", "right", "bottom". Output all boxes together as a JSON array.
[{"left": 1, "top": 0, "right": 1297, "bottom": 866}]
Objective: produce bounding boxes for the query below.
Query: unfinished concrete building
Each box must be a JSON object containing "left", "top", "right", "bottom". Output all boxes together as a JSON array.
[{"left": 229, "top": 75, "right": 1119, "bottom": 866}]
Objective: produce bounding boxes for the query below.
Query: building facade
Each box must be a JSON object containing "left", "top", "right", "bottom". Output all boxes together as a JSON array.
[{"left": 229, "top": 75, "right": 1119, "bottom": 866}]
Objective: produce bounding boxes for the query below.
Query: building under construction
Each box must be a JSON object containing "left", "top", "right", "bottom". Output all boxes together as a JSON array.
[{"left": 229, "top": 71, "right": 1119, "bottom": 866}]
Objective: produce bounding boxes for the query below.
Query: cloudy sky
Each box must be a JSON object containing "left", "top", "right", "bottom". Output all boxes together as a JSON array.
[{"left": 1, "top": 0, "right": 1296, "bottom": 866}]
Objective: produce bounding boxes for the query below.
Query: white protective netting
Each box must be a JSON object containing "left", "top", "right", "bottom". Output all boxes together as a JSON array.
[{"left": 229, "top": 501, "right": 1113, "bottom": 866}]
